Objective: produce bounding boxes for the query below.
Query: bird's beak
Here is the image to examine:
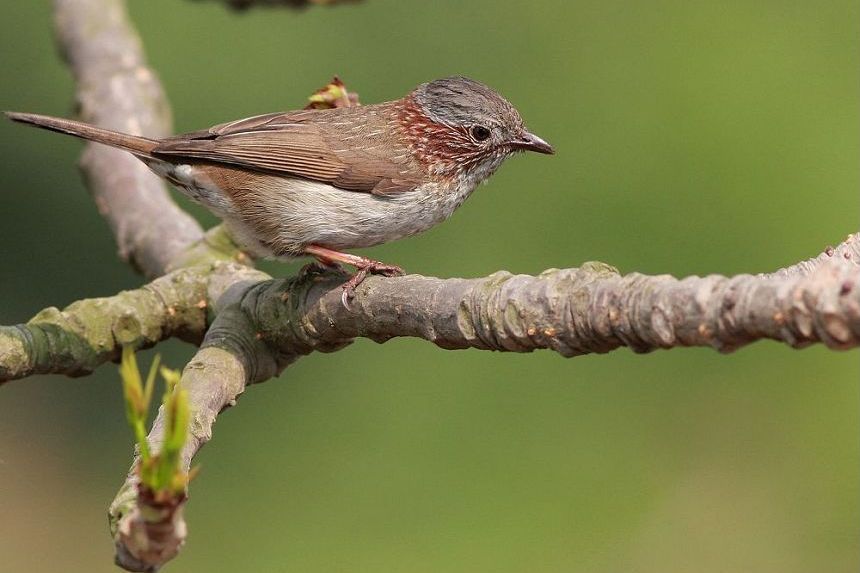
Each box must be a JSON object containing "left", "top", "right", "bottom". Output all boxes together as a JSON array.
[{"left": 510, "top": 131, "right": 555, "bottom": 155}]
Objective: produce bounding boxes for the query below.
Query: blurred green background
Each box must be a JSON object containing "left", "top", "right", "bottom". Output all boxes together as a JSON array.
[{"left": 1, "top": 1, "right": 858, "bottom": 571}]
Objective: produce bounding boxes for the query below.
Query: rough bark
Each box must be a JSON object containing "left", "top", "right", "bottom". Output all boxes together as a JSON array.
[
  {"left": 55, "top": 0, "right": 204, "bottom": 278},
  {"left": 251, "top": 251, "right": 860, "bottom": 356},
  {"left": 101, "top": 236, "right": 860, "bottom": 570},
  {"left": 0, "top": 258, "right": 265, "bottom": 385},
  {"left": 8, "top": 235, "right": 858, "bottom": 387},
  {"left": 110, "top": 267, "right": 279, "bottom": 572},
  {"left": 0, "top": 267, "right": 208, "bottom": 383}
]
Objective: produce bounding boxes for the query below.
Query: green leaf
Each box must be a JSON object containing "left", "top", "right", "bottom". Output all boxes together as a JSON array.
[
  {"left": 120, "top": 345, "right": 150, "bottom": 460},
  {"left": 143, "top": 353, "right": 161, "bottom": 415},
  {"left": 118, "top": 348, "right": 197, "bottom": 497}
]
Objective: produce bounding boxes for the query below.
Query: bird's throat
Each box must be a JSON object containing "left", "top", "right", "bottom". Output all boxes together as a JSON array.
[{"left": 396, "top": 96, "right": 489, "bottom": 181}]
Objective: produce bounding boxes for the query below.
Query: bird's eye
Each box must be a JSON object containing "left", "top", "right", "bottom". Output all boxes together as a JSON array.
[{"left": 471, "top": 125, "right": 491, "bottom": 142}]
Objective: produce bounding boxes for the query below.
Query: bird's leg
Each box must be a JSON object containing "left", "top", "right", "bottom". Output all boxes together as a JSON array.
[
  {"left": 304, "top": 245, "right": 404, "bottom": 307},
  {"left": 298, "top": 249, "right": 345, "bottom": 276}
]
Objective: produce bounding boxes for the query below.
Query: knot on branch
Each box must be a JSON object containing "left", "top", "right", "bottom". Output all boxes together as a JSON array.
[
  {"left": 458, "top": 263, "right": 622, "bottom": 356},
  {"left": 244, "top": 269, "right": 357, "bottom": 357},
  {"left": 776, "top": 259, "right": 860, "bottom": 348},
  {"left": 202, "top": 304, "right": 285, "bottom": 384}
]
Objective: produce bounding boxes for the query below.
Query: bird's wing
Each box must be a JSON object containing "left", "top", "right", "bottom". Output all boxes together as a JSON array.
[{"left": 151, "top": 108, "right": 422, "bottom": 196}]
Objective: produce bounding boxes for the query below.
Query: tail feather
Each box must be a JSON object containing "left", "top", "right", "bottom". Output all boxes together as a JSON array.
[{"left": 4, "top": 111, "right": 158, "bottom": 155}]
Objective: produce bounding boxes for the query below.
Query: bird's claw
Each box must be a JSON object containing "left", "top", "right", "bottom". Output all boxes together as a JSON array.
[
  {"left": 340, "top": 262, "right": 404, "bottom": 310},
  {"left": 365, "top": 261, "right": 404, "bottom": 277}
]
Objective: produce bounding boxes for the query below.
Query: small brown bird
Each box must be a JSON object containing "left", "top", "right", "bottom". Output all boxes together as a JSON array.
[{"left": 6, "top": 76, "right": 553, "bottom": 302}]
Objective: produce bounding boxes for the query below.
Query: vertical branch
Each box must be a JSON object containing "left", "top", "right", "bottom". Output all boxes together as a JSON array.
[{"left": 54, "top": 0, "right": 203, "bottom": 278}]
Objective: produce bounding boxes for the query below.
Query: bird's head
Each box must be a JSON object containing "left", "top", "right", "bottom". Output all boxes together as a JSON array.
[{"left": 399, "top": 76, "right": 553, "bottom": 183}]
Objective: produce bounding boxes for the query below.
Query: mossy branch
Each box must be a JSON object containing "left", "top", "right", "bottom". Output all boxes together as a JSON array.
[
  {"left": 0, "top": 256, "right": 265, "bottom": 385},
  {"left": 8, "top": 239, "right": 857, "bottom": 388},
  {"left": 0, "top": 267, "right": 208, "bottom": 383}
]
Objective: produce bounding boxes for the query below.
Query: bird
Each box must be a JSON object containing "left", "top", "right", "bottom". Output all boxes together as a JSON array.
[{"left": 6, "top": 76, "right": 553, "bottom": 305}]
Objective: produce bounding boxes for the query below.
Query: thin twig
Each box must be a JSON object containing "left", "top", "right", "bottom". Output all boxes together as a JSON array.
[{"left": 763, "top": 232, "right": 860, "bottom": 279}]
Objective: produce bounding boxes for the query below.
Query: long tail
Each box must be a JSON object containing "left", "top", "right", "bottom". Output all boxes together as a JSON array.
[{"left": 4, "top": 111, "right": 158, "bottom": 155}]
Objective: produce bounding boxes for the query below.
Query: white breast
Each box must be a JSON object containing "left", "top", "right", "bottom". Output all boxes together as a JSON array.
[{"left": 258, "top": 177, "right": 478, "bottom": 256}]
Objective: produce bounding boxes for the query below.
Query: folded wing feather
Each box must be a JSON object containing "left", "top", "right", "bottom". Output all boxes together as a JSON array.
[{"left": 152, "top": 107, "right": 422, "bottom": 196}]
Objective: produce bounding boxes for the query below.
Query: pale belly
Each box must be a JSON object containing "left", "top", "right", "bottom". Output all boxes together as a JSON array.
[
  {"left": 146, "top": 159, "right": 477, "bottom": 259},
  {"left": 255, "top": 178, "right": 474, "bottom": 253}
]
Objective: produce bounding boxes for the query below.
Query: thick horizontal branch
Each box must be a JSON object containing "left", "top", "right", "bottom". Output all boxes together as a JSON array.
[
  {"left": 0, "top": 258, "right": 265, "bottom": 384},
  {"left": 247, "top": 253, "right": 860, "bottom": 358},
  {"left": 55, "top": 0, "right": 204, "bottom": 278},
  {"left": 6, "top": 235, "right": 859, "bottom": 384},
  {"left": 0, "top": 269, "right": 206, "bottom": 384}
]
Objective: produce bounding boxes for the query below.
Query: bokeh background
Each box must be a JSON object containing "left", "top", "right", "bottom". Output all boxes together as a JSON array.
[{"left": 1, "top": 1, "right": 858, "bottom": 571}]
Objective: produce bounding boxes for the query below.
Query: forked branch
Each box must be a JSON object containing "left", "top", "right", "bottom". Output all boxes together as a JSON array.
[{"left": 104, "top": 235, "right": 860, "bottom": 570}]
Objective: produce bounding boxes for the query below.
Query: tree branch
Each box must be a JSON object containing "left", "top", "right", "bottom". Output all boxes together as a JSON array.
[
  {"left": 8, "top": 236, "right": 857, "bottom": 386},
  {"left": 0, "top": 258, "right": 264, "bottom": 385},
  {"left": 242, "top": 241, "right": 860, "bottom": 357},
  {"left": 764, "top": 232, "right": 860, "bottom": 279},
  {"left": 97, "top": 234, "right": 860, "bottom": 570},
  {"left": 110, "top": 271, "right": 283, "bottom": 572},
  {"left": 54, "top": 0, "right": 204, "bottom": 278},
  {"left": 0, "top": 267, "right": 207, "bottom": 384}
]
